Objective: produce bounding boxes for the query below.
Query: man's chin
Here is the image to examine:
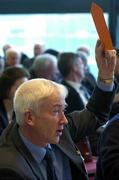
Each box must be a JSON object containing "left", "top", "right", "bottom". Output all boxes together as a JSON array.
[{"left": 52, "top": 137, "right": 60, "bottom": 144}]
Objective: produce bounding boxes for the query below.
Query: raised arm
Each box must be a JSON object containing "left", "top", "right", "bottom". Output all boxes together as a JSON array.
[{"left": 67, "top": 40, "right": 117, "bottom": 140}]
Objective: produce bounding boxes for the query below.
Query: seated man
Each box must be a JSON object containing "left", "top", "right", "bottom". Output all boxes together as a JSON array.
[
  {"left": 5, "top": 48, "right": 21, "bottom": 68},
  {"left": 30, "top": 53, "right": 59, "bottom": 82},
  {"left": 0, "top": 40, "right": 117, "bottom": 180}
]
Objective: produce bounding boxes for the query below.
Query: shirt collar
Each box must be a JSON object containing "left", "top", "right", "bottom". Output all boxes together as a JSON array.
[
  {"left": 66, "top": 80, "right": 81, "bottom": 92},
  {"left": 19, "top": 129, "right": 51, "bottom": 164}
]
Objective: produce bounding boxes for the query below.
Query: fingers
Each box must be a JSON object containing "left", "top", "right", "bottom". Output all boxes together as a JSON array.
[
  {"left": 105, "top": 50, "right": 116, "bottom": 59},
  {"left": 96, "top": 39, "right": 102, "bottom": 47},
  {"left": 96, "top": 39, "right": 116, "bottom": 62},
  {"left": 96, "top": 39, "right": 104, "bottom": 49},
  {"left": 104, "top": 50, "right": 116, "bottom": 70},
  {"left": 95, "top": 39, "right": 104, "bottom": 55},
  {"left": 105, "top": 50, "right": 117, "bottom": 71},
  {"left": 95, "top": 39, "right": 117, "bottom": 79}
]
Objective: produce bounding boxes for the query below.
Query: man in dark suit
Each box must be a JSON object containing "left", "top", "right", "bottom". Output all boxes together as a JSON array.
[
  {"left": 0, "top": 40, "right": 117, "bottom": 180},
  {"left": 95, "top": 114, "right": 119, "bottom": 180},
  {"left": 29, "top": 43, "right": 45, "bottom": 68},
  {"left": 58, "top": 51, "right": 91, "bottom": 114}
]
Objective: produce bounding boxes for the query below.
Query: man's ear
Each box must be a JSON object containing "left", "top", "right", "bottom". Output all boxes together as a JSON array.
[{"left": 24, "top": 109, "right": 35, "bottom": 126}]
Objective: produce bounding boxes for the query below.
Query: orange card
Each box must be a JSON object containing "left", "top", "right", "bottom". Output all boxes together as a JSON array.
[{"left": 91, "top": 2, "right": 113, "bottom": 50}]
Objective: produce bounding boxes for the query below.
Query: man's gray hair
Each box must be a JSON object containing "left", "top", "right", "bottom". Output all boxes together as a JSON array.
[
  {"left": 6, "top": 48, "right": 21, "bottom": 59},
  {"left": 32, "top": 53, "right": 57, "bottom": 73},
  {"left": 13, "top": 78, "right": 68, "bottom": 125}
]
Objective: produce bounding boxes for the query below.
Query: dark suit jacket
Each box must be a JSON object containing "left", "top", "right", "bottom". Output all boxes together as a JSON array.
[
  {"left": 82, "top": 71, "right": 96, "bottom": 95},
  {"left": 61, "top": 80, "right": 89, "bottom": 114},
  {"left": 0, "top": 85, "right": 116, "bottom": 180},
  {"left": 61, "top": 80, "right": 97, "bottom": 157},
  {"left": 0, "top": 100, "right": 9, "bottom": 135},
  {"left": 95, "top": 114, "right": 119, "bottom": 180}
]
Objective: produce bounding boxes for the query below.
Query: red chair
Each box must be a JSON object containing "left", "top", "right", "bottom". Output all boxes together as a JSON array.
[{"left": 76, "top": 136, "right": 93, "bottom": 163}]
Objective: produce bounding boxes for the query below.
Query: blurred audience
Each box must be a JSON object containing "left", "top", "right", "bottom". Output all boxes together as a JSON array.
[
  {"left": 0, "top": 66, "right": 30, "bottom": 135},
  {"left": 44, "top": 48, "right": 60, "bottom": 58},
  {"left": 77, "top": 45, "right": 90, "bottom": 57},
  {"left": 0, "top": 57, "right": 5, "bottom": 76},
  {"left": 2, "top": 44, "right": 12, "bottom": 61},
  {"left": 20, "top": 52, "right": 30, "bottom": 70}
]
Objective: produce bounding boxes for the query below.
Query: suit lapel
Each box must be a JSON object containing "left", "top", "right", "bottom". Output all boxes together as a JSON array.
[
  {"left": 56, "top": 127, "right": 87, "bottom": 175},
  {"left": 62, "top": 80, "right": 85, "bottom": 110},
  {"left": 0, "top": 100, "right": 9, "bottom": 128},
  {"left": 11, "top": 124, "right": 44, "bottom": 180}
]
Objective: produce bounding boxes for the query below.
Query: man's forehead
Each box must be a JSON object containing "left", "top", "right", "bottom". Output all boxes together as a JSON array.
[{"left": 43, "top": 95, "right": 66, "bottom": 107}]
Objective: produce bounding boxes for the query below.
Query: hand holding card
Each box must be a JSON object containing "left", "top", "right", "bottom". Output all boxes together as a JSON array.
[{"left": 91, "top": 2, "right": 113, "bottom": 50}]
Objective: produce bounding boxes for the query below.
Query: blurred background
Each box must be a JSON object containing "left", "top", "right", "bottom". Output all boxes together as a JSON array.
[{"left": 0, "top": 0, "right": 118, "bottom": 77}]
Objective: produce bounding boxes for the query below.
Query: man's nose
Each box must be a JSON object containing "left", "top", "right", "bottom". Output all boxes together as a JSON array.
[{"left": 60, "top": 112, "right": 68, "bottom": 124}]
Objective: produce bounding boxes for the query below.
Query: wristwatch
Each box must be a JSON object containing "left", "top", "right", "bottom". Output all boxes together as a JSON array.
[{"left": 98, "top": 77, "right": 114, "bottom": 84}]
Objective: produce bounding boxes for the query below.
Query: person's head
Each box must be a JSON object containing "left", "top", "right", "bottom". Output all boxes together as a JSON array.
[
  {"left": 77, "top": 46, "right": 90, "bottom": 57},
  {"left": 32, "top": 53, "right": 58, "bottom": 80},
  {"left": 34, "top": 43, "right": 44, "bottom": 57},
  {"left": 44, "top": 49, "right": 59, "bottom": 58},
  {"left": 77, "top": 51, "right": 89, "bottom": 72},
  {"left": 58, "top": 52, "right": 85, "bottom": 80},
  {"left": 0, "top": 66, "right": 30, "bottom": 100},
  {"left": 2, "top": 44, "right": 12, "bottom": 56},
  {"left": 5, "top": 49, "right": 21, "bottom": 67},
  {"left": 14, "top": 78, "right": 68, "bottom": 146}
]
